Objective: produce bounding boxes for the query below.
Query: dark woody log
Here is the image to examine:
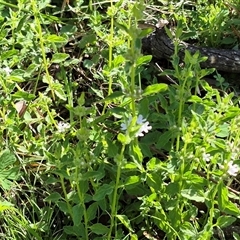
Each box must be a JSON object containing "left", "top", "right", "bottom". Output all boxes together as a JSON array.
[{"left": 142, "top": 27, "right": 240, "bottom": 73}]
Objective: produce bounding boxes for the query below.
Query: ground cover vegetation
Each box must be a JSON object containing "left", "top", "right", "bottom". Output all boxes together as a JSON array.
[{"left": 0, "top": 0, "right": 240, "bottom": 239}]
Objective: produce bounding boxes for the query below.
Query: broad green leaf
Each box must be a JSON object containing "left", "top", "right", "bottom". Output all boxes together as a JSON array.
[
  {"left": 0, "top": 168, "right": 19, "bottom": 180},
  {"left": 139, "top": 28, "right": 154, "bottom": 38},
  {"left": 12, "top": 91, "right": 35, "bottom": 100},
  {"left": 122, "top": 162, "right": 138, "bottom": 170},
  {"left": 81, "top": 170, "right": 105, "bottom": 181},
  {"left": 130, "top": 233, "right": 138, "bottom": 240},
  {"left": 42, "top": 75, "right": 53, "bottom": 84},
  {"left": 45, "top": 192, "right": 61, "bottom": 202},
  {"left": 156, "top": 130, "right": 175, "bottom": 149},
  {"left": 147, "top": 172, "right": 163, "bottom": 192},
  {"left": 38, "top": 0, "right": 51, "bottom": 10},
  {"left": 93, "top": 184, "right": 113, "bottom": 201},
  {"left": 63, "top": 225, "right": 83, "bottom": 236},
  {"left": 87, "top": 202, "right": 98, "bottom": 222},
  {"left": 143, "top": 84, "right": 168, "bottom": 96},
  {"left": 9, "top": 75, "right": 24, "bottom": 82},
  {"left": 216, "top": 215, "right": 236, "bottom": 228},
  {"left": 116, "top": 215, "right": 134, "bottom": 232},
  {"left": 72, "top": 204, "right": 84, "bottom": 226},
  {"left": 213, "top": 139, "right": 226, "bottom": 150},
  {"left": 181, "top": 188, "right": 205, "bottom": 202},
  {"left": 132, "top": 144, "right": 143, "bottom": 163},
  {"left": 107, "top": 139, "right": 119, "bottom": 158},
  {"left": 117, "top": 133, "right": 131, "bottom": 145},
  {"left": 146, "top": 157, "right": 160, "bottom": 171},
  {"left": 1, "top": 49, "right": 18, "bottom": 60},
  {"left": 89, "top": 223, "right": 109, "bottom": 234},
  {"left": 60, "top": 24, "right": 78, "bottom": 35},
  {"left": 233, "top": 232, "right": 240, "bottom": 240},
  {"left": 78, "top": 180, "right": 89, "bottom": 194},
  {"left": 16, "top": 14, "right": 29, "bottom": 31},
  {"left": 51, "top": 53, "right": 69, "bottom": 63},
  {"left": 164, "top": 26, "right": 173, "bottom": 39},
  {"left": 136, "top": 55, "right": 152, "bottom": 66},
  {"left": 46, "top": 34, "right": 67, "bottom": 43},
  {"left": 218, "top": 181, "right": 240, "bottom": 216},
  {"left": 115, "top": 22, "right": 129, "bottom": 34},
  {"left": 179, "top": 222, "right": 198, "bottom": 238},
  {"left": 1, "top": 180, "right": 13, "bottom": 191},
  {"left": 216, "top": 123, "right": 229, "bottom": 138},
  {"left": 83, "top": 59, "right": 94, "bottom": 69},
  {"left": 112, "top": 55, "right": 125, "bottom": 67},
  {"left": 52, "top": 82, "right": 67, "bottom": 101},
  {"left": 58, "top": 201, "right": 69, "bottom": 214},
  {"left": 100, "top": 91, "right": 124, "bottom": 102},
  {"left": 63, "top": 58, "right": 80, "bottom": 67},
  {"left": 124, "top": 176, "right": 140, "bottom": 188}
]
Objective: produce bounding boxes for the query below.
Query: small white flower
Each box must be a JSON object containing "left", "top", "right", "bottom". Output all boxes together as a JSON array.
[
  {"left": 136, "top": 121, "right": 152, "bottom": 137},
  {"left": 57, "top": 121, "right": 70, "bottom": 133},
  {"left": 3, "top": 66, "right": 12, "bottom": 76},
  {"left": 203, "top": 153, "right": 211, "bottom": 162},
  {"left": 121, "top": 114, "right": 152, "bottom": 137},
  {"left": 227, "top": 161, "right": 239, "bottom": 176}
]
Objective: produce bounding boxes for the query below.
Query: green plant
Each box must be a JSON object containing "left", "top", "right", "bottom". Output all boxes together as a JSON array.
[{"left": 0, "top": 0, "right": 240, "bottom": 239}]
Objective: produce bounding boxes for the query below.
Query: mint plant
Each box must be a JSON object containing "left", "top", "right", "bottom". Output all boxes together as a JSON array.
[{"left": 0, "top": 0, "right": 240, "bottom": 239}]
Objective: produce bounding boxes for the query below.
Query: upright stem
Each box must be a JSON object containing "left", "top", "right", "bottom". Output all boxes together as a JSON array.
[
  {"left": 108, "top": 0, "right": 114, "bottom": 96},
  {"left": 108, "top": 144, "right": 125, "bottom": 240}
]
